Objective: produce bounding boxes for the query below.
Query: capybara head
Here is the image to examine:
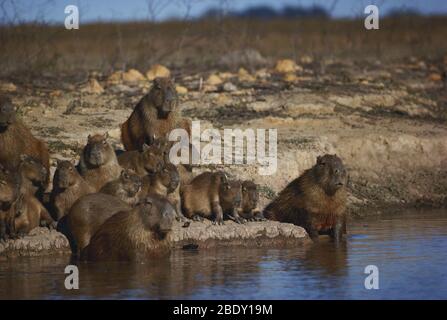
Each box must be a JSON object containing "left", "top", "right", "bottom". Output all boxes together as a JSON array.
[
  {"left": 0, "top": 96, "right": 15, "bottom": 130},
  {"left": 157, "top": 163, "right": 179, "bottom": 194},
  {"left": 118, "top": 169, "right": 142, "bottom": 197},
  {"left": 149, "top": 77, "right": 178, "bottom": 117},
  {"left": 54, "top": 160, "right": 78, "bottom": 189},
  {"left": 141, "top": 143, "right": 165, "bottom": 174},
  {"left": 19, "top": 154, "right": 47, "bottom": 188},
  {"left": 312, "top": 154, "right": 348, "bottom": 196},
  {"left": 241, "top": 180, "right": 259, "bottom": 212},
  {"left": 138, "top": 195, "right": 176, "bottom": 236},
  {"left": 83, "top": 133, "right": 115, "bottom": 167},
  {"left": 219, "top": 180, "right": 242, "bottom": 210}
]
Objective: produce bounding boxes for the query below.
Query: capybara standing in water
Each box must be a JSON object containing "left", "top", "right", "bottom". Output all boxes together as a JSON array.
[
  {"left": 81, "top": 194, "right": 176, "bottom": 262},
  {"left": 57, "top": 193, "right": 132, "bottom": 256},
  {"left": 49, "top": 160, "right": 95, "bottom": 221},
  {"left": 77, "top": 133, "right": 122, "bottom": 191},
  {"left": 121, "top": 77, "right": 182, "bottom": 151},
  {"left": 181, "top": 172, "right": 245, "bottom": 225},
  {"left": 99, "top": 169, "right": 142, "bottom": 206},
  {"left": 117, "top": 142, "right": 165, "bottom": 176},
  {"left": 8, "top": 193, "right": 56, "bottom": 238},
  {"left": 0, "top": 96, "right": 50, "bottom": 187},
  {"left": 264, "top": 154, "right": 348, "bottom": 241},
  {"left": 239, "top": 180, "right": 265, "bottom": 221}
]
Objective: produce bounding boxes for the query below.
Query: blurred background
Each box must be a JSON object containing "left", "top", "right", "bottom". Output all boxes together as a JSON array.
[{"left": 0, "top": 0, "right": 446, "bottom": 77}]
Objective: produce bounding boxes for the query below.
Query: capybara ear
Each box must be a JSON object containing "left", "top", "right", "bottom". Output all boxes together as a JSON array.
[
  {"left": 316, "top": 155, "right": 322, "bottom": 164},
  {"left": 87, "top": 134, "right": 92, "bottom": 142}
]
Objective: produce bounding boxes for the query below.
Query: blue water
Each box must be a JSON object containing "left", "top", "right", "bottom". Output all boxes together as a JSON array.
[{"left": 0, "top": 208, "right": 446, "bottom": 299}]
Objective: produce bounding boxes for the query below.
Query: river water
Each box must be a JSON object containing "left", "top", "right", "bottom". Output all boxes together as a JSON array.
[{"left": 0, "top": 208, "right": 446, "bottom": 299}]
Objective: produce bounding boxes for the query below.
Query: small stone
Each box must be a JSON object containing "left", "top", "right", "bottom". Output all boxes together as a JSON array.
[
  {"left": 428, "top": 73, "right": 442, "bottom": 82},
  {"left": 0, "top": 81, "right": 17, "bottom": 92},
  {"left": 283, "top": 73, "right": 298, "bottom": 82},
  {"left": 206, "top": 74, "right": 223, "bottom": 86},
  {"left": 238, "top": 68, "right": 256, "bottom": 82},
  {"left": 274, "top": 59, "right": 302, "bottom": 74},
  {"left": 146, "top": 64, "right": 171, "bottom": 80},
  {"left": 122, "top": 69, "right": 146, "bottom": 83},
  {"left": 81, "top": 78, "right": 104, "bottom": 94},
  {"left": 223, "top": 82, "right": 237, "bottom": 92},
  {"left": 175, "top": 85, "right": 188, "bottom": 94},
  {"left": 107, "top": 71, "right": 123, "bottom": 85}
]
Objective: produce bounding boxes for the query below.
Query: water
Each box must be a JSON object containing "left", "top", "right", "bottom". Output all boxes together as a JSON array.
[{"left": 0, "top": 208, "right": 446, "bottom": 300}]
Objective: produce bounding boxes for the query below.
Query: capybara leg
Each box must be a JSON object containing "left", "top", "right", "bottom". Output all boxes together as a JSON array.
[
  {"left": 211, "top": 201, "right": 224, "bottom": 225},
  {"left": 252, "top": 209, "right": 266, "bottom": 221},
  {"left": 40, "top": 207, "right": 56, "bottom": 229},
  {"left": 192, "top": 215, "right": 204, "bottom": 222},
  {"left": 330, "top": 219, "right": 345, "bottom": 242},
  {"left": 227, "top": 208, "right": 246, "bottom": 224}
]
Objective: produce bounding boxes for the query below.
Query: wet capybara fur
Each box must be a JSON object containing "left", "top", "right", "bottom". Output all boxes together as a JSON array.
[
  {"left": 0, "top": 96, "right": 50, "bottom": 187},
  {"left": 121, "top": 77, "right": 181, "bottom": 151},
  {"left": 81, "top": 194, "right": 176, "bottom": 262},
  {"left": 240, "top": 180, "right": 265, "bottom": 221},
  {"left": 77, "top": 133, "right": 122, "bottom": 191},
  {"left": 99, "top": 169, "right": 142, "bottom": 206},
  {"left": 8, "top": 193, "right": 56, "bottom": 238},
  {"left": 58, "top": 193, "right": 132, "bottom": 256},
  {"left": 117, "top": 141, "right": 165, "bottom": 176},
  {"left": 181, "top": 172, "right": 245, "bottom": 225},
  {"left": 264, "top": 154, "right": 348, "bottom": 241},
  {"left": 49, "top": 160, "right": 95, "bottom": 221}
]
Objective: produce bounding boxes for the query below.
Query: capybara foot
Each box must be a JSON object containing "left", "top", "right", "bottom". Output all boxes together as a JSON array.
[
  {"left": 212, "top": 218, "right": 224, "bottom": 226},
  {"left": 192, "top": 215, "right": 204, "bottom": 222}
]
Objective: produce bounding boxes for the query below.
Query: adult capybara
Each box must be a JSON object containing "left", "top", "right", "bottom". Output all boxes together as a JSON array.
[
  {"left": 49, "top": 160, "right": 95, "bottom": 221},
  {"left": 0, "top": 96, "right": 50, "bottom": 187},
  {"left": 239, "top": 180, "right": 265, "bottom": 221},
  {"left": 264, "top": 154, "right": 348, "bottom": 241},
  {"left": 121, "top": 77, "right": 184, "bottom": 151},
  {"left": 181, "top": 172, "right": 245, "bottom": 225},
  {"left": 117, "top": 142, "right": 165, "bottom": 176},
  {"left": 8, "top": 193, "right": 56, "bottom": 238},
  {"left": 81, "top": 194, "right": 176, "bottom": 262},
  {"left": 99, "top": 169, "right": 142, "bottom": 206},
  {"left": 77, "top": 133, "right": 122, "bottom": 191},
  {"left": 57, "top": 193, "right": 131, "bottom": 256}
]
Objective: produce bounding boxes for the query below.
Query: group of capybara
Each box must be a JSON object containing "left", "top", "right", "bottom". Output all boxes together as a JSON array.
[{"left": 0, "top": 77, "right": 348, "bottom": 261}]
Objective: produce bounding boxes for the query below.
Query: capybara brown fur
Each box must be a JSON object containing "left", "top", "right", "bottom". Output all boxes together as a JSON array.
[
  {"left": 0, "top": 96, "right": 50, "bottom": 187},
  {"left": 0, "top": 166, "right": 17, "bottom": 240},
  {"left": 264, "top": 154, "right": 348, "bottom": 241},
  {"left": 81, "top": 194, "right": 176, "bottom": 262},
  {"left": 239, "top": 180, "right": 265, "bottom": 221},
  {"left": 181, "top": 172, "right": 245, "bottom": 225},
  {"left": 78, "top": 133, "right": 122, "bottom": 191},
  {"left": 49, "top": 160, "right": 95, "bottom": 221},
  {"left": 16, "top": 155, "right": 48, "bottom": 198},
  {"left": 121, "top": 77, "right": 182, "bottom": 151},
  {"left": 99, "top": 169, "right": 142, "bottom": 206},
  {"left": 57, "top": 193, "right": 131, "bottom": 256},
  {"left": 117, "top": 142, "right": 165, "bottom": 176},
  {"left": 8, "top": 193, "right": 56, "bottom": 238}
]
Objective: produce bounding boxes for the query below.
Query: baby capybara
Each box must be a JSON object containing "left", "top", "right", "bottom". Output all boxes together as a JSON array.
[
  {"left": 81, "top": 194, "right": 176, "bottom": 262},
  {"left": 117, "top": 142, "right": 165, "bottom": 176},
  {"left": 264, "top": 154, "right": 348, "bottom": 241},
  {"left": 99, "top": 169, "right": 142, "bottom": 206},
  {"left": 49, "top": 160, "right": 95, "bottom": 220},
  {"left": 181, "top": 172, "right": 245, "bottom": 225},
  {"left": 58, "top": 193, "right": 132, "bottom": 256},
  {"left": 121, "top": 77, "right": 182, "bottom": 151},
  {"left": 0, "top": 166, "right": 17, "bottom": 240},
  {"left": 77, "top": 133, "right": 122, "bottom": 191},
  {"left": 0, "top": 96, "right": 50, "bottom": 187},
  {"left": 16, "top": 155, "right": 48, "bottom": 198},
  {"left": 240, "top": 180, "right": 265, "bottom": 221}
]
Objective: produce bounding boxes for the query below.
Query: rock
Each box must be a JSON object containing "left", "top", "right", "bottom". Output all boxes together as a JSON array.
[
  {"left": 274, "top": 59, "right": 303, "bottom": 74},
  {"left": 107, "top": 71, "right": 123, "bottom": 85},
  {"left": 122, "top": 69, "right": 146, "bottom": 83},
  {"left": 428, "top": 73, "right": 442, "bottom": 82},
  {"left": 255, "top": 68, "right": 270, "bottom": 79},
  {"left": 206, "top": 74, "right": 223, "bottom": 86},
  {"left": 0, "top": 81, "right": 17, "bottom": 92},
  {"left": 80, "top": 78, "right": 104, "bottom": 94},
  {"left": 217, "top": 72, "right": 235, "bottom": 80},
  {"left": 223, "top": 82, "right": 237, "bottom": 92},
  {"left": 238, "top": 68, "right": 256, "bottom": 82},
  {"left": 283, "top": 73, "right": 298, "bottom": 82},
  {"left": 146, "top": 64, "right": 171, "bottom": 80},
  {"left": 167, "top": 220, "right": 309, "bottom": 250},
  {"left": 175, "top": 85, "right": 188, "bottom": 94}
]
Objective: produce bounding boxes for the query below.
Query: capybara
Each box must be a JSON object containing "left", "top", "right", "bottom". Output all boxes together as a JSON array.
[
  {"left": 49, "top": 160, "right": 95, "bottom": 221},
  {"left": 181, "top": 172, "right": 245, "bottom": 225},
  {"left": 81, "top": 194, "right": 176, "bottom": 262},
  {"left": 0, "top": 166, "right": 18, "bottom": 240},
  {"left": 117, "top": 142, "right": 165, "bottom": 176},
  {"left": 16, "top": 154, "right": 49, "bottom": 199},
  {"left": 8, "top": 193, "right": 56, "bottom": 238},
  {"left": 239, "top": 180, "right": 265, "bottom": 221},
  {"left": 264, "top": 154, "right": 348, "bottom": 241},
  {"left": 121, "top": 77, "right": 182, "bottom": 151},
  {"left": 99, "top": 169, "right": 142, "bottom": 206},
  {"left": 58, "top": 193, "right": 132, "bottom": 256},
  {"left": 0, "top": 96, "right": 50, "bottom": 187},
  {"left": 77, "top": 133, "right": 122, "bottom": 191}
]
